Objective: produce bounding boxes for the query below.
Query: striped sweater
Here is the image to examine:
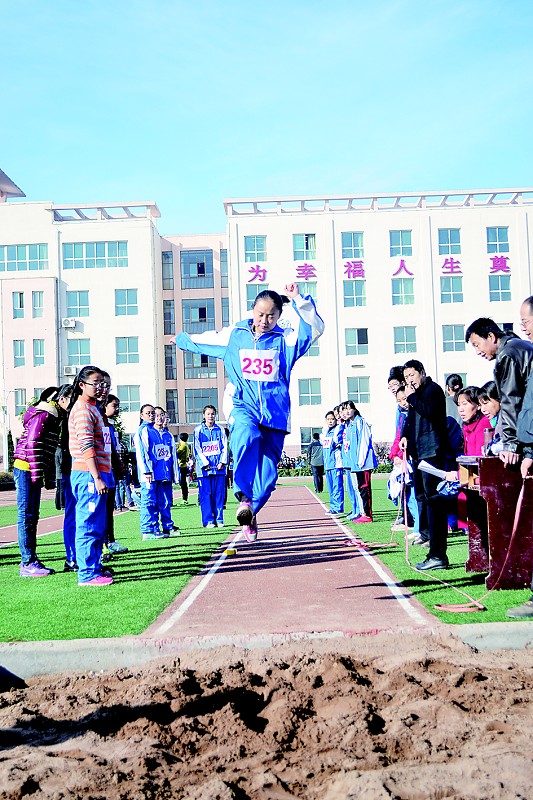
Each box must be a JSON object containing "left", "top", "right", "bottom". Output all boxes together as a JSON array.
[{"left": 68, "top": 396, "right": 111, "bottom": 473}]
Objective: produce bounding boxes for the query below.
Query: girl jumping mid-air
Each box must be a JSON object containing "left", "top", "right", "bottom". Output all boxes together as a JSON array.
[{"left": 175, "top": 283, "right": 324, "bottom": 542}]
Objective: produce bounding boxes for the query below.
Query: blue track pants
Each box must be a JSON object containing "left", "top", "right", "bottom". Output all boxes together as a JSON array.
[
  {"left": 325, "top": 468, "right": 344, "bottom": 513},
  {"left": 71, "top": 470, "right": 113, "bottom": 583},
  {"left": 198, "top": 473, "right": 226, "bottom": 526}
]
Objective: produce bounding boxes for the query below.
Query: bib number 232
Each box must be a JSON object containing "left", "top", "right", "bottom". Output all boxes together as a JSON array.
[{"left": 239, "top": 350, "right": 279, "bottom": 382}]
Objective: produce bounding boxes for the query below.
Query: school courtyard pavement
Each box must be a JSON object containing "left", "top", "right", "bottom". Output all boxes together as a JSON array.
[{"left": 1, "top": 482, "right": 532, "bottom": 680}]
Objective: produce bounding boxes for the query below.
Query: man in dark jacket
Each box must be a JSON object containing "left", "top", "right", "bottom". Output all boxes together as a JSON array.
[
  {"left": 308, "top": 432, "right": 324, "bottom": 493},
  {"left": 465, "top": 317, "right": 533, "bottom": 466},
  {"left": 400, "top": 360, "right": 450, "bottom": 570}
]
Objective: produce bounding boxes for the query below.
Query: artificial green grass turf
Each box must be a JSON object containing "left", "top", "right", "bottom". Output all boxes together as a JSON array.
[
  {"left": 0, "top": 498, "right": 235, "bottom": 642},
  {"left": 0, "top": 499, "right": 63, "bottom": 527},
  {"left": 345, "top": 477, "right": 531, "bottom": 625}
]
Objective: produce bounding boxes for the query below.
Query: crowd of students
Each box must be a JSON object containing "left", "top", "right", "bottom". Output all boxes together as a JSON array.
[{"left": 13, "top": 283, "right": 324, "bottom": 584}]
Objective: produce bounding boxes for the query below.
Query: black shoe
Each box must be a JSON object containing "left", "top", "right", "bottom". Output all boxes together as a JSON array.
[
  {"left": 64, "top": 560, "right": 78, "bottom": 572},
  {"left": 415, "top": 556, "right": 449, "bottom": 571},
  {"left": 506, "top": 600, "right": 533, "bottom": 619}
]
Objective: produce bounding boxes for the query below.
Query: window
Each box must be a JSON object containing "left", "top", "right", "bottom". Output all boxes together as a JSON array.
[
  {"left": 180, "top": 249, "right": 214, "bottom": 289},
  {"left": 33, "top": 339, "right": 44, "bottom": 367},
  {"left": 166, "top": 390, "right": 178, "bottom": 423},
  {"left": 32, "top": 291, "right": 44, "bottom": 318},
  {"left": 347, "top": 376, "right": 370, "bottom": 404},
  {"left": 66, "top": 290, "right": 89, "bottom": 317},
  {"left": 162, "top": 251, "right": 174, "bottom": 290},
  {"left": 392, "top": 277, "right": 414, "bottom": 305},
  {"left": 298, "top": 378, "right": 321, "bottom": 405},
  {"left": 440, "top": 276, "right": 463, "bottom": 304},
  {"left": 13, "top": 340, "right": 25, "bottom": 368},
  {"left": 220, "top": 249, "right": 228, "bottom": 288},
  {"left": 164, "top": 344, "right": 177, "bottom": 380},
  {"left": 246, "top": 283, "right": 268, "bottom": 310},
  {"left": 298, "top": 281, "right": 317, "bottom": 300},
  {"left": 221, "top": 297, "right": 230, "bottom": 327},
  {"left": 163, "top": 299, "right": 175, "bottom": 335},
  {"left": 0, "top": 244, "right": 48, "bottom": 272},
  {"left": 117, "top": 385, "right": 140, "bottom": 412},
  {"left": 345, "top": 328, "right": 369, "bottom": 355},
  {"left": 487, "top": 227, "right": 509, "bottom": 254},
  {"left": 500, "top": 322, "right": 514, "bottom": 333},
  {"left": 116, "top": 336, "right": 139, "bottom": 364},
  {"left": 185, "top": 388, "right": 218, "bottom": 423},
  {"left": 303, "top": 341, "right": 320, "bottom": 357},
  {"left": 394, "top": 326, "right": 417, "bottom": 354},
  {"left": 293, "top": 233, "right": 316, "bottom": 261},
  {"left": 115, "top": 289, "right": 138, "bottom": 316},
  {"left": 343, "top": 280, "right": 366, "bottom": 307},
  {"left": 442, "top": 324, "right": 466, "bottom": 352},
  {"left": 341, "top": 232, "right": 364, "bottom": 259},
  {"left": 489, "top": 274, "right": 511, "bottom": 302},
  {"left": 389, "top": 230, "right": 412, "bottom": 257},
  {"left": 182, "top": 299, "right": 215, "bottom": 334},
  {"left": 14, "top": 389, "right": 26, "bottom": 415},
  {"left": 63, "top": 241, "right": 128, "bottom": 269},
  {"left": 244, "top": 236, "right": 267, "bottom": 262},
  {"left": 67, "top": 338, "right": 90, "bottom": 366},
  {"left": 300, "top": 427, "right": 322, "bottom": 447},
  {"left": 184, "top": 352, "right": 218, "bottom": 379},
  {"left": 12, "top": 292, "right": 24, "bottom": 319},
  {"left": 438, "top": 228, "right": 461, "bottom": 255}
]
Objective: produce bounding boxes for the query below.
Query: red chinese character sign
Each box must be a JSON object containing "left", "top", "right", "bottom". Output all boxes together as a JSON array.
[
  {"left": 344, "top": 260, "right": 365, "bottom": 279},
  {"left": 392, "top": 259, "right": 414, "bottom": 277},
  {"left": 247, "top": 264, "right": 268, "bottom": 282},
  {"left": 490, "top": 256, "right": 510, "bottom": 274},
  {"left": 441, "top": 258, "right": 462, "bottom": 275},
  {"left": 295, "top": 263, "right": 317, "bottom": 280}
]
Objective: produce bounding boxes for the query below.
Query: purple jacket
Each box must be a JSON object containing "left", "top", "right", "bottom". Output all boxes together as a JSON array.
[{"left": 14, "top": 402, "right": 60, "bottom": 483}]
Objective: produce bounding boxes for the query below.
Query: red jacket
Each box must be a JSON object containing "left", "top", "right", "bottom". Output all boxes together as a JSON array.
[{"left": 462, "top": 412, "right": 492, "bottom": 456}]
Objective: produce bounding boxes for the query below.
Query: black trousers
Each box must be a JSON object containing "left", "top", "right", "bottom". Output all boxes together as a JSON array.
[
  {"left": 179, "top": 467, "right": 189, "bottom": 501},
  {"left": 311, "top": 465, "right": 324, "bottom": 493},
  {"left": 413, "top": 459, "right": 448, "bottom": 561}
]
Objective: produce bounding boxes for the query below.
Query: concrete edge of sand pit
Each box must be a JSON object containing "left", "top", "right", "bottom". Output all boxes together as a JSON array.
[{"left": 0, "top": 622, "right": 532, "bottom": 682}]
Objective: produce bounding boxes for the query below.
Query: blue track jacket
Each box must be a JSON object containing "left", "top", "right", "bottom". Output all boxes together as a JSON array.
[
  {"left": 175, "top": 294, "right": 324, "bottom": 433},
  {"left": 135, "top": 422, "right": 177, "bottom": 483},
  {"left": 321, "top": 425, "right": 342, "bottom": 471},
  {"left": 193, "top": 422, "right": 228, "bottom": 476}
]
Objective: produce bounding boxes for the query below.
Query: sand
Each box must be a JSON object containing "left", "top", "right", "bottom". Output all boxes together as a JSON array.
[{"left": 0, "top": 631, "right": 532, "bottom": 800}]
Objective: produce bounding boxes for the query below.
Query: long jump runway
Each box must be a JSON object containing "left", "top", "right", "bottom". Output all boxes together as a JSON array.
[{"left": 144, "top": 484, "right": 435, "bottom": 643}]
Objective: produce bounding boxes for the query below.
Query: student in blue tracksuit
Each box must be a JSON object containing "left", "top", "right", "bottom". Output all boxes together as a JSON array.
[
  {"left": 194, "top": 405, "right": 228, "bottom": 528},
  {"left": 175, "top": 283, "right": 324, "bottom": 543},
  {"left": 322, "top": 410, "right": 344, "bottom": 515},
  {"left": 348, "top": 407, "right": 378, "bottom": 522},
  {"left": 154, "top": 407, "right": 180, "bottom": 535},
  {"left": 135, "top": 404, "right": 171, "bottom": 540},
  {"left": 340, "top": 401, "right": 364, "bottom": 520}
]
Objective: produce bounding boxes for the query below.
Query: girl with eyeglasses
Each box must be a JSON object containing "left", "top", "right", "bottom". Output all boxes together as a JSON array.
[{"left": 67, "top": 365, "right": 115, "bottom": 586}]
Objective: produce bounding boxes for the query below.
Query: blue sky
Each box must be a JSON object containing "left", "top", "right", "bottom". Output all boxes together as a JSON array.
[{"left": 2, "top": 0, "right": 533, "bottom": 234}]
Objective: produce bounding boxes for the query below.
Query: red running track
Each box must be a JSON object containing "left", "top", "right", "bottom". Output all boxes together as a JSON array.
[{"left": 144, "top": 483, "right": 435, "bottom": 643}]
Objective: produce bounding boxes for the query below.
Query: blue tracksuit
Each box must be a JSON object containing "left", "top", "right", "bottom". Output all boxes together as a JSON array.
[
  {"left": 176, "top": 293, "right": 324, "bottom": 515},
  {"left": 159, "top": 428, "right": 179, "bottom": 530},
  {"left": 341, "top": 419, "right": 363, "bottom": 516},
  {"left": 322, "top": 425, "right": 344, "bottom": 513},
  {"left": 135, "top": 421, "right": 176, "bottom": 535},
  {"left": 194, "top": 421, "right": 227, "bottom": 526}
]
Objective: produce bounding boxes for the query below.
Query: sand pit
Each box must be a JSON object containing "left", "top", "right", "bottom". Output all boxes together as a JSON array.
[{"left": 1, "top": 631, "right": 532, "bottom": 799}]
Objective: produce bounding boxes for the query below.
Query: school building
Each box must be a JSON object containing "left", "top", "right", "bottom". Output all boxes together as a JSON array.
[
  {"left": 2, "top": 169, "right": 533, "bottom": 465},
  {"left": 224, "top": 189, "right": 533, "bottom": 448}
]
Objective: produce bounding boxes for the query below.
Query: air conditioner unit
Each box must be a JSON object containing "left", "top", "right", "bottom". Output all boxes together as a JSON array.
[
  {"left": 61, "top": 318, "right": 76, "bottom": 329},
  {"left": 63, "top": 366, "right": 77, "bottom": 376}
]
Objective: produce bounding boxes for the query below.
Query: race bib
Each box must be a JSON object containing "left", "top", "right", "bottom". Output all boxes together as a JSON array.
[
  {"left": 155, "top": 445, "right": 170, "bottom": 460},
  {"left": 239, "top": 349, "right": 280, "bottom": 382},
  {"left": 202, "top": 441, "right": 221, "bottom": 456},
  {"left": 343, "top": 437, "right": 350, "bottom": 453},
  {"left": 103, "top": 429, "right": 112, "bottom": 454},
  {"left": 322, "top": 436, "right": 332, "bottom": 448}
]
